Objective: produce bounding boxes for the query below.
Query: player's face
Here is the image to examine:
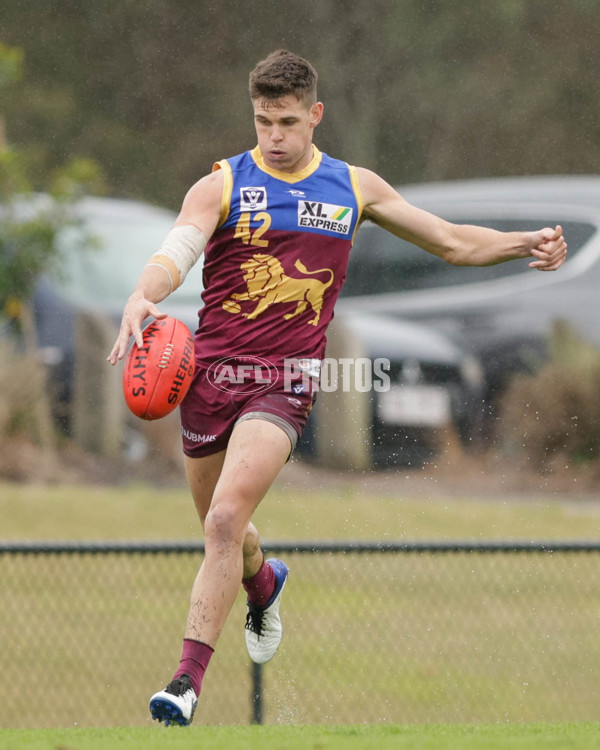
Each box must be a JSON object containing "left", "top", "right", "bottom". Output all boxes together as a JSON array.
[{"left": 253, "top": 95, "right": 323, "bottom": 173}]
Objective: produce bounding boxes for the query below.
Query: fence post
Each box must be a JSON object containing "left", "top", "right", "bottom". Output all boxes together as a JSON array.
[
  {"left": 314, "top": 314, "right": 371, "bottom": 470},
  {"left": 251, "top": 662, "right": 263, "bottom": 724},
  {"left": 72, "top": 311, "right": 123, "bottom": 456}
]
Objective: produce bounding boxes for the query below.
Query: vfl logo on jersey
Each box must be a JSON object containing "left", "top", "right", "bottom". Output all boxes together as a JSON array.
[
  {"left": 298, "top": 201, "right": 353, "bottom": 235},
  {"left": 240, "top": 186, "right": 268, "bottom": 211},
  {"left": 221, "top": 253, "right": 334, "bottom": 326}
]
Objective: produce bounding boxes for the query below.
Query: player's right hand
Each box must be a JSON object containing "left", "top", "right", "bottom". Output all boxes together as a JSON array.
[{"left": 107, "top": 295, "right": 166, "bottom": 365}]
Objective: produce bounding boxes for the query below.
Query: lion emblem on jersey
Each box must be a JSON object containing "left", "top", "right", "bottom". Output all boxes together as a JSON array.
[{"left": 222, "top": 253, "right": 334, "bottom": 326}]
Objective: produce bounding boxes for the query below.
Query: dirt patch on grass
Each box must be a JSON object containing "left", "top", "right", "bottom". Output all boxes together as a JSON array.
[{"left": 280, "top": 450, "right": 600, "bottom": 500}]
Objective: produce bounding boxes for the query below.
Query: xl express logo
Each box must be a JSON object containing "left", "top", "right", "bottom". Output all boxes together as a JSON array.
[{"left": 298, "top": 201, "right": 353, "bottom": 235}]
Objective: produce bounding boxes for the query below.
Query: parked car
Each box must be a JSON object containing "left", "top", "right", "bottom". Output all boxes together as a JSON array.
[
  {"left": 26, "top": 195, "right": 481, "bottom": 466},
  {"left": 297, "top": 310, "right": 483, "bottom": 467},
  {"left": 336, "top": 176, "right": 600, "bottom": 436},
  {"left": 30, "top": 195, "right": 200, "bottom": 429}
]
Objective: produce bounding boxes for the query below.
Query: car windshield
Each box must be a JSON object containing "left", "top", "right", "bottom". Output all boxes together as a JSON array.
[
  {"left": 56, "top": 199, "right": 204, "bottom": 309},
  {"left": 341, "top": 219, "right": 596, "bottom": 297}
]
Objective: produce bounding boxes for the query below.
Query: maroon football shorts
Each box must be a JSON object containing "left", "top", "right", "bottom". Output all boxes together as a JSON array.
[{"left": 180, "top": 365, "right": 317, "bottom": 459}]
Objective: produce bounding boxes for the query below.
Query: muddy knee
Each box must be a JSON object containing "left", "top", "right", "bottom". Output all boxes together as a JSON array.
[{"left": 242, "top": 522, "right": 261, "bottom": 560}]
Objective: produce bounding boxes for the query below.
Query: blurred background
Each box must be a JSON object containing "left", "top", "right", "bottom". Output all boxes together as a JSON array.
[
  {"left": 3, "top": 1, "right": 600, "bottom": 206},
  {"left": 2, "top": 0, "right": 600, "bottom": 483},
  {"left": 2, "top": 0, "right": 600, "bottom": 479}
]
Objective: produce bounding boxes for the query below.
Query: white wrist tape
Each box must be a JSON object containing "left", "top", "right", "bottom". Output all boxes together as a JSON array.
[{"left": 146, "top": 225, "right": 207, "bottom": 291}]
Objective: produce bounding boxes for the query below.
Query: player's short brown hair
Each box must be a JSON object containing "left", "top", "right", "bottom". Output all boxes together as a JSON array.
[{"left": 249, "top": 49, "right": 318, "bottom": 107}]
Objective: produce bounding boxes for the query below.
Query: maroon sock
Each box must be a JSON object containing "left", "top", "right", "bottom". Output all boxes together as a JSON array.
[
  {"left": 243, "top": 557, "right": 276, "bottom": 606},
  {"left": 173, "top": 639, "right": 214, "bottom": 696}
]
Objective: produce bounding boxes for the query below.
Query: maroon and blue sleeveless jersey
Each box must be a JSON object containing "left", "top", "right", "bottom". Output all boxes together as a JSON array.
[{"left": 195, "top": 145, "right": 364, "bottom": 368}]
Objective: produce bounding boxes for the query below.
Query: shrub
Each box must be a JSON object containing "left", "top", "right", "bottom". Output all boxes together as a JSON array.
[
  {"left": 500, "top": 322, "right": 600, "bottom": 472},
  {"left": 0, "top": 335, "right": 44, "bottom": 438}
]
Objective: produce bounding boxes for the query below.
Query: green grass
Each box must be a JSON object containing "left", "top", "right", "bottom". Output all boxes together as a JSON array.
[
  {"left": 3, "top": 549, "right": 598, "bottom": 727},
  {"left": 2, "top": 472, "right": 600, "bottom": 730},
  {"left": 1, "top": 465, "right": 600, "bottom": 542},
  {"left": 2, "top": 723, "right": 600, "bottom": 750}
]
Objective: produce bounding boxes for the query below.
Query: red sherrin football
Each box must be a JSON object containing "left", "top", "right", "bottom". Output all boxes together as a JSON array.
[{"left": 122, "top": 317, "right": 195, "bottom": 420}]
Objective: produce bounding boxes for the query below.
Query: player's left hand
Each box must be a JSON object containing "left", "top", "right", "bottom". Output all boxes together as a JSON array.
[{"left": 528, "top": 225, "right": 567, "bottom": 271}]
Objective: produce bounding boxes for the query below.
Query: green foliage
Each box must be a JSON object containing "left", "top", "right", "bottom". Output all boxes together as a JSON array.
[
  {"left": 0, "top": 149, "right": 83, "bottom": 309},
  {"left": 50, "top": 156, "right": 107, "bottom": 200},
  {"left": 501, "top": 322, "right": 600, "bottom": 471},
  {"left": 0, "top": 40, "right": 105, "bottom": 312},
  {"left": 0, "top": 40, "right": 23, "bottom": 89},
  {"left": 0, "top": 146, "right": 29, "bottom": 196},
  {"left": 2, "top": 2, "right": 600, "bottom": 207}
]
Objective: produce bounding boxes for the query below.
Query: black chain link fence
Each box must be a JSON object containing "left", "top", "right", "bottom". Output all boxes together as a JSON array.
[{"left": 1, "top": 541, "right": 599, "bottom": 728}]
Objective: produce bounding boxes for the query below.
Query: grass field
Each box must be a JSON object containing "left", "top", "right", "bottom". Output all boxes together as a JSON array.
[
  {"left": 4, "top": 546, "right": 598, "bottom": 728},
  {"left": 1, "top": 471, "right": 600, "bottom": 732},
  {"left": 2, "top": 462, "right": 600, "bottom": 542},
  {"left": 2, "top": 723, "right": 600, "bottom": 750}
]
